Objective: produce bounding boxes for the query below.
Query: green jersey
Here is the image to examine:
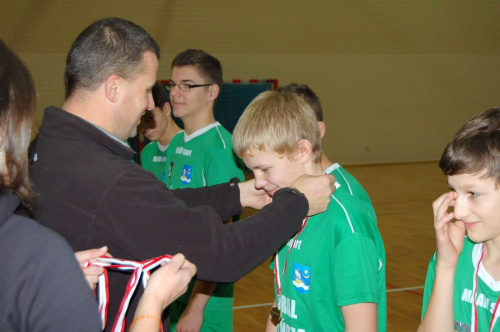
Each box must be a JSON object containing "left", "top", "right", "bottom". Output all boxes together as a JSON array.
[
  {"left": 325, "top": 163, "right": 376, "bottom": 221},
  {"left": 165, "top": 123, "right": 244, "bottom": 189},
  {"left": 167, "top": 122, "right": 244, "bottom": 332},
  {"left": 271, "top": 187, "right": 387, "bottom": 332},
  {"left": 140, "top": 141, "right": 169, "bottom": 183},
  {"left": 422, "top": 238, "right": 500, "bottom": 332}
]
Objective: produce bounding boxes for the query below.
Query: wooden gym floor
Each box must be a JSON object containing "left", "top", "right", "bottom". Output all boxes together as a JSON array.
[{"left": 232, "top": 161, "right": 446, "bottom": 331}]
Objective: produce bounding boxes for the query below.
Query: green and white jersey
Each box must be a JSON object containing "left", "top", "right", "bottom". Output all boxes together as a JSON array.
[
  {"left": 422, "top": 238, "right": 500, "bottom": 332},
  {"left": 167, "top": 122, "right": 244, "bottom": 332},
  {"left": 140, "top": 141, "right": 169, "bottom": 183},
  {"left": 271, "top": 187, "right": 386, "bottom": 332},
  {"left": 325, "top": 163, "right": 376, "bottom": 222},
  {"left": 165, "top": 122, "right": 244, "bottom": 189}
]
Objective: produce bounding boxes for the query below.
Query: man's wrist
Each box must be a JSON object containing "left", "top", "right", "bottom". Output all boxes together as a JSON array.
[{"left": 288, "top": 185, "right": 302, "bottom": 195}]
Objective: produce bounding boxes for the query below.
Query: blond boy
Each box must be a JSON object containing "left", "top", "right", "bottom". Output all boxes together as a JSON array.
[{"left": 233, "top": 91, "right": 386, "bottom": 332}]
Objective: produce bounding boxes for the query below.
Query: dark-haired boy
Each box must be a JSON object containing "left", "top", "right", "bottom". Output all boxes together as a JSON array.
[
  {"left": 419, "top": 108, "right": 500, "bottom": 331},
  {"left": 138, "top": 82, "right": 181, "bottom": 182},
  {"left": 277, "top": 83, "right": 373, "bottom": 213}
]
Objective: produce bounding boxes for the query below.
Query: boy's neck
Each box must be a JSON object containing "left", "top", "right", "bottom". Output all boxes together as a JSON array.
[
  {"left": 482, "top": 239, "right": 500, "bottom": 280},
  {"left": 181, "top": 106, "right": 215, "bottom": 135},
  {"left": 158, "top": 119, "right": 182, "bottom": 146},
  {"left": 304, "top": 160, "right": 325, "bottom": 177},
  {"left": 320, "top": 153, "right": 334, "bottom": 171}
]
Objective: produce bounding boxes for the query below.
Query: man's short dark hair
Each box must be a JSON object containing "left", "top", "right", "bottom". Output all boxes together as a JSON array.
[
  {"left": 439, "top": 107, "right": 500, "bottom": 185},
  {"left": 64, "top": 17, "right": 160, "bottom": 99},
  {"left": 277, "top": 83, "right": 323, "bottom": 121},
  {"left": 171, "top": 49, "right": 222, "bottom": 87}
]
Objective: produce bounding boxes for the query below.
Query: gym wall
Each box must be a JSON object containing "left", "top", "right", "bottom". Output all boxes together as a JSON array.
[{"left": 2, "top": 0, "right": 499, "bottom": 164}]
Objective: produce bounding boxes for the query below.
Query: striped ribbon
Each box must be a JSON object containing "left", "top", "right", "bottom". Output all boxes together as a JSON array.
[
  {"left": 85, "top": 255, "right": 172, "bottom": 332},
  {"left": 471, "top": 244, "right": 500, "bottom": 332}
]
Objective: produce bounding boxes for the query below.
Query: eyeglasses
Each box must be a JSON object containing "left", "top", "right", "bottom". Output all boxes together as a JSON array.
[{"left": 165, "top": 81, "right": 213, "bottom": 92}]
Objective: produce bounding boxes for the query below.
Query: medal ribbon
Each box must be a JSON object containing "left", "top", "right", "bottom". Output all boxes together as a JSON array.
[
  {"left": 85, "top": 255, "right": 172, "bottom": 332},
  {"left": 471, "top": 245, "right": 500, "bottom": 332},
  {"left": 274, "top": 217, "right": 309, "bottom": 297}
]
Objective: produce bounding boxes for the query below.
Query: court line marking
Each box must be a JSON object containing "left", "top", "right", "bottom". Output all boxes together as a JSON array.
[
  {"left": 386, "top": 285, "right": 424, "bottom": 293},
  {"left": 233, "top": 285, "right": 425, "bottom": 310},
  {"left": 234, "top": 303, "right": 273, "bottom": 310}
]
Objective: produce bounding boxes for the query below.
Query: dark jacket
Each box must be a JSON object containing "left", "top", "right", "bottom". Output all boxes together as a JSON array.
[
  {"left": 0, "top": 193, "right": 101, "bottom": 332},
  {"left": 30, "top": 106, "right": 308, "bottom": 330}
]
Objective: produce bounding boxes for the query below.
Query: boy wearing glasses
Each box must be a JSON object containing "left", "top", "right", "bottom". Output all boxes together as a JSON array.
[
  {"left": 233, "top": 91, "right": 386, "bottom": 332},
  {"left": 165, "top": 49, "right": 244, "bottom": 332}
]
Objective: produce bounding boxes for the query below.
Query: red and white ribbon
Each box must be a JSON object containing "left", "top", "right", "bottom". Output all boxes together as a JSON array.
[
  {"left": 274, "top": 217, "right": 309, "bottom": 297},
  {"left": 85, "top": 255, "right": 172, "bottom": 332},
  {"left": 471, "top": 244, "right": 500, "bottom": 332}
]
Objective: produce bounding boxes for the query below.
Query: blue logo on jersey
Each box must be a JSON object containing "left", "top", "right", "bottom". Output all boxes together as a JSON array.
[
  {"left": 292, "top": 262, "right": 311, "bottom": 294},
  {"left": 180, "top": 165, "right": 193, "bottom": 185}
]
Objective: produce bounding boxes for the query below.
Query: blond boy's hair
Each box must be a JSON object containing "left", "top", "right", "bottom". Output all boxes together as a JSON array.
[{"left": 233, "top": 91, "right": 322, "bottom": 163}]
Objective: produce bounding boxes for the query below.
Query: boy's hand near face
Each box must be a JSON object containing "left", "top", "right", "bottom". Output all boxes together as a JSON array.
[
  {"left": 433, "top": 191, "right": 465, "bottom": 270},
  {"left": 418, "top": 192, "right": 465, "bottom": 332}
]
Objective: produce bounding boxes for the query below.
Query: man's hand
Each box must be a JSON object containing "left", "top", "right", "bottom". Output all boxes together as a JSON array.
[
  {"left": 75, "top": 246, "right": 109, "bottom": 290},
  {"left": 291, "top": 174, "right": 336, "bottom": 216},
  {"left": 238, "top": 179, "right": 272, "bottom": 210}
]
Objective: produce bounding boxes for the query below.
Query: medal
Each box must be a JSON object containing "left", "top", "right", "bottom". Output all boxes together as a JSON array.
[
  {"left": 270, "top": 306, "right": 282, "bottom": 326},
  {"left": 271, "top": 217, "right": 309, "bottom": 328}
]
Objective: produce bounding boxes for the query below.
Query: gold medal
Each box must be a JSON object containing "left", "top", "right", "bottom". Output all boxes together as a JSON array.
[{"left": 270, "top": 306, "right": 282, "bottom": 326}]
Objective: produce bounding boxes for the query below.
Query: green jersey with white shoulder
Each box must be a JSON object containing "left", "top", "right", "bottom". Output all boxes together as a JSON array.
[
  {"left": 165, "top": 122, "right": 244, "bottom": 189},
  {"left": 422, "top": 238, "right": 500, "bottom": 332},
  {"left": 325, "top": 163, "right": 376, "bottom": 222},
  {"left": 166, "top": 122, "right": 245, "bottom": 332},
  {"left": 141, "top": 141, "right": 169, "bottom": 183},
  {"left": 270, "top": 187, "right": 387, "bottom": 331}
]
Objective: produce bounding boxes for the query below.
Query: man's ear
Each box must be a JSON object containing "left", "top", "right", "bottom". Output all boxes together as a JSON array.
[
  {"left": 297, "top": 139, "right": 313, "bottom": 163},
  {"left": 318, "top": 121, "right": 326, "bottom": 139},
  {"left": 104, "top": 74, "right": 122, "bottom": 102},
  {"left": 207, "top": 84, "right": 220, "bottom": 101}
]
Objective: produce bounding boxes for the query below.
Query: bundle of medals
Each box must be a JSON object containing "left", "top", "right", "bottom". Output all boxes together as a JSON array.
[{"left": 85, "top": 254, "right": 172, "bottom": 332}]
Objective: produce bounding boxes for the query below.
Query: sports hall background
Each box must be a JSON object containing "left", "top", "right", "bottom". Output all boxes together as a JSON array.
[
  {"left": 3, "top": 2, "right": 500, "bottom": 330},
  {"left": 3, "top": 1, "right": 499, "bottom": 165}
]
